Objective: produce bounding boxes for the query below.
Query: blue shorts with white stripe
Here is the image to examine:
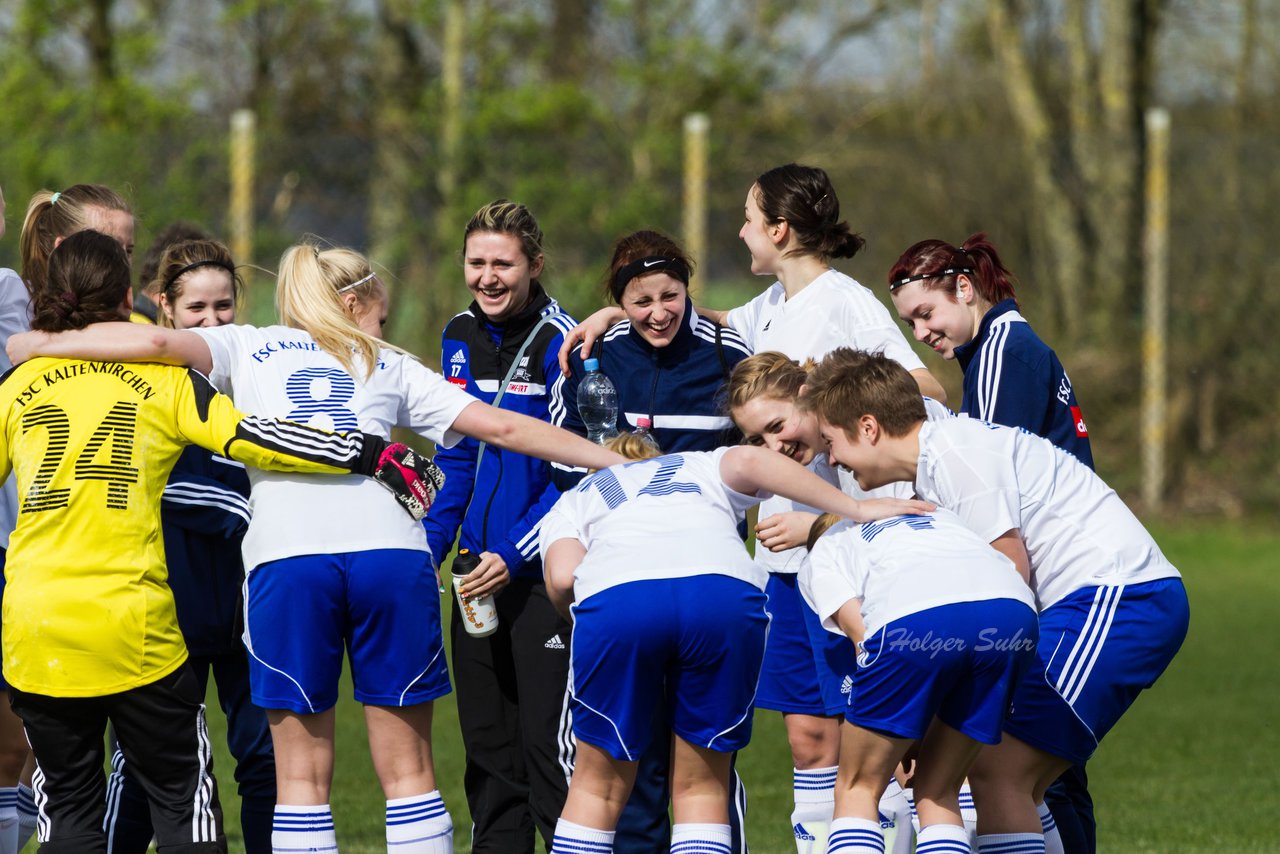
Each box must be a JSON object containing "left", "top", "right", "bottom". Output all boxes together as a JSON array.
[{"left": 1003, "top": 578, "right": 1189, "bottom": 764}]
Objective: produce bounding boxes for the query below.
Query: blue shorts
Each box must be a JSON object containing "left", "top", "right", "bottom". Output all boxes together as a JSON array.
[
  {"left": 757, "top": 572, "right": 857, "bottom": 715},
  {"left": 848, "top": 599, "right": 1039, "bottom": 744},
  {"left": 1004, "top": 578, "right": 1189, "bottom": 764},
  {"left": 569, "top": 575, "right": 769, "bottom": 761},
  {"left": 243, "top": 549, "right": 450, "bottom": 714}
]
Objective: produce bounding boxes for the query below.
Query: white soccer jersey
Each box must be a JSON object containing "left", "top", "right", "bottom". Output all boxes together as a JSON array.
[
  {"left": 538, "top": 447, "right": 765, "bottom": 603},
  {"left": 802, "top": 508, "right": 1035, "bottom": 638},
  {"left": 726, "top": 269, "right": 928, "bottom": 574},
  {"left": 914, "top": 418, "right": 1180, "bottom": 610},
  {"left": 725, "top": 269, "right": 925, "bottom": 369},
  {"left": 195, "top": 324, "right": 476, "bottom": 568},
  {"left": 757, "top": 398, "right": 951, "bottom": 575}
]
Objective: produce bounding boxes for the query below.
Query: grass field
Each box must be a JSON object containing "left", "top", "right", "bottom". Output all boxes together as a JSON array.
[{"left": 196, "top": 520, "right": 1280, "bottom": 853}]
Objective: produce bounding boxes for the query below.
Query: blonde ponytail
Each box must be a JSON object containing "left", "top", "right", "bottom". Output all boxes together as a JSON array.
[{"left": 275, "top": 241, "right": 390, "bottom": 380}]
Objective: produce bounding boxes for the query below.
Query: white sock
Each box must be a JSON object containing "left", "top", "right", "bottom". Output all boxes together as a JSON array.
[
  {"left": 915, "top": 822, "right": 970, "bottom": 854},
  {"left": 902, "top": 787, "right": 921, "bottom": 835},
  {"left": 827, "top": 816, "right": 884, "bottom": 853},
  {"left": 272, "top": 804, "right": 337, "bottom": 853},
  {"left": 975, "top": 832, "right": 1046, "bottom": 853},
  {"left": 549, "top": 818, "right": 613, "bottom": 854},
  {"left": 1037, "top": 802, "right": 1064, "bottom": 854},
  {"left": 792, "top": 766, "right": 837, "bottom": 853},
  {"left": 959, "top": 781, "right": 978, "bottom": 847},
  {"left": 385, "top": 791, "right": 451, "bottom": 853},
  {"left": 672, "top": 822, "right": 731, "bottom": 854},
  {"left": 15, "top": 785, "right": 35, "bottom": 851},
  {"left": 878, "top": 779, "right": 914, "bottom": 854},
  {"left": 0, "top": 787, "right": 17, "bottom": 854}
]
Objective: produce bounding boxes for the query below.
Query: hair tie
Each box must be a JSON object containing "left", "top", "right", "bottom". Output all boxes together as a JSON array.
[
  {"left": 52, "top": 290, "right": 79, "bottom": 320},
  {"left": 337, "top": 272, "right": 377, "bottom": 294},
  {"left": 163, "top": 259, "right": 237, "bottom": 294},
  {"left": 612, "top": 256, "right": 690, "bottom": 300},
  {"left": 50, "top": 192, "right": 61, "bottom": 205},
  {"left": 889, "top": 267, "right": 974, "bottom": 292}
]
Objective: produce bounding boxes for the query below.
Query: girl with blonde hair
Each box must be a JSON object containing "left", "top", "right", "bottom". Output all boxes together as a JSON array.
[{"left": 9, "top": 237, "right": 624, "bottom": 854}]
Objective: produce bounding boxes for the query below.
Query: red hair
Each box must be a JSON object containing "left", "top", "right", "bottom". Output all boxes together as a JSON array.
[{"left": 888, "top": 232, "right": 1018, "bottom": 308}]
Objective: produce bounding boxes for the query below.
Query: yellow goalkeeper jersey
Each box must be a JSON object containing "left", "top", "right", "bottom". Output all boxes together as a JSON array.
[{"left": 0, "top": 357, "right": 375, "bottom": 697}]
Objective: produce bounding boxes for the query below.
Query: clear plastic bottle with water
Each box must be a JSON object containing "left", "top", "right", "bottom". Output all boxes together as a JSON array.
[
  {"left": 634, "top": 416, "right": 660, "bottom": 452},
  {"left": 577, "top": 358, "right": 619, "bottom": 444}
]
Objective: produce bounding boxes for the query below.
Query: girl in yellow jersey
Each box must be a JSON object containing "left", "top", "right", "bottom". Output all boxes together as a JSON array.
[{"left": 0, "top": 230, "right": 429, "bottom": 854}]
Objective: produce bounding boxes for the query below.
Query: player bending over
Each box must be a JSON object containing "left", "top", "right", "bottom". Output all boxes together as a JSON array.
[
  {"left": 539, "top": 434, "right": 934, "bottom": 854},
  {"left": 800, "top": 347, "right": 1189, "bottom": 854}
]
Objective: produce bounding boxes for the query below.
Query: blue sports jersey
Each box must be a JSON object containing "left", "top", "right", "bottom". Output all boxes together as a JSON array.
[
  {"left": 551, "top": 298, "right": 750, "bottom": 486},
  {"left": 953, "top": 299, "right": 1094, "bottom": 469},
  {"left": 161, "top": 446, "right": 251, "bottom": 656},
  {"left": 423, "top": 285, "right": 577, "bottom": 577}
]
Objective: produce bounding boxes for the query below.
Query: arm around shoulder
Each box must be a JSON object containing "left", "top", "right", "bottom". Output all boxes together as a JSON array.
[{"left": 6, "top": 322, "right": 213, "bottom": 374}]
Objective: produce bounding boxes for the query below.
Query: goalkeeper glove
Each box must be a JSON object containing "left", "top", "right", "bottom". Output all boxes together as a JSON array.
[{"left": 372, "top": 442, "right": 446, "bottom": 520}]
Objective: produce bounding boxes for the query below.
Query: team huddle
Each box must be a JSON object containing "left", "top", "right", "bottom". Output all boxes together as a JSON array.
[{"left": 0, "top": 166, "right": 1187, "bottom": 854}]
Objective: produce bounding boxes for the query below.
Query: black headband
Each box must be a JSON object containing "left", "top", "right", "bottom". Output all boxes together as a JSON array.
[
  {"left": 889, "top": 266, "right": 973, "bottom": 292},
  {"left": 612, "top": 256, "right": 690, "bottom": 299},
  {"left": 164, "top": 260, "right": 237, "bottom": 294}
]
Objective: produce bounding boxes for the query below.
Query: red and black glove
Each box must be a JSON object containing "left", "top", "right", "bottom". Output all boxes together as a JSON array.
[{"left": 372, "top": 442, "right": 446, "bottom": 521}]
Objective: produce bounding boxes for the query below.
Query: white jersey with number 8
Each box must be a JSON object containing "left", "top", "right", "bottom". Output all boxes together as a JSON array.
[{"left": 195, "top": 324, "right": 474, "bottom": 569}]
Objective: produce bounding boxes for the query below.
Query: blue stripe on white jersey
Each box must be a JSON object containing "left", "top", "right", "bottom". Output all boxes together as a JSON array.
[
  {"left": 859, "top": 514, "right": 935, "bottom": 542},
  {"left": 541, "top": 448, "right": 764, "bottom": 602}
]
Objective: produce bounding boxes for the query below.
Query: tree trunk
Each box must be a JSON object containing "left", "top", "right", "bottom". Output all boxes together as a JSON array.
[
  {"left": 369, "top": 0, "right": 423, "bottom": 347},
  {"left": 986, "top": 0, "right": 1085, "bottom": 339}
]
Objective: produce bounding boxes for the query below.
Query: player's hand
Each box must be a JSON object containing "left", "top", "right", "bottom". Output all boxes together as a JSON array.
[
  {"left": 5, "top": 330, "right": 49, "bottom": 365},
  {"left": 557, "top": 307, "right": 626, "bottom": 375},
  {"left": 458, "top": 552, "right": 511, "bottom": 599},
  {"left": 756, "top": 511, "right": 819, "bottom": 552},
  {"left": 848, "top": 497, "right": 935, "bottom": 523},
  {"left": 372, "top": 443, "right": 446, "bottom": 520}
]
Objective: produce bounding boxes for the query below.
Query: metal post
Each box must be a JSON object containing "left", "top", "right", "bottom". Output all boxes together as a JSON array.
[
  {"left": 683, "top": 113, "right": 710, "bottom": 292},
  {"left": 1142, "top": 107, "right": 1170, "bottom": 511},
  {"left": 230, "top": 109, "right": 256, "bottom": 291}
]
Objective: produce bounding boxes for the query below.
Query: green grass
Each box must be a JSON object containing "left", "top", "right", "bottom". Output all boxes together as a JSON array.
[{"left": 197, "top": 522, "right": 1279, "bottom": 852}]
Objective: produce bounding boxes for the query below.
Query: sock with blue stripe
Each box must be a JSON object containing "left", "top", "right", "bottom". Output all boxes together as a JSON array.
[
  {"left": 792, "top": 766, "right": 837, "bottom": 853},
  {"left": 902, "top": 787, "right": 921, "bottom": 835},
  {"left": 959, "top": 781, "right": 978, "bottom": 844},
  {"left": 386, "top": 791, "right": 452, "bottom": 852},
  {"left": 550, "top": 818, "right": 613, "bottom": 854},
  {"left": 0, "top": 786, "right": 17, "bottom": 854},
  {"left": 14, "top": 785, "right": 34, "bottom": 852},
  {"left": 1036, "top": 802, "right": 1064, "bottom": 854},
  {"left": 976, "top": 831, "right": 1046, "bottom": 854},
  {"left": 827, "top": 817, "right": 884, "bottom": 853},
  {"left": 915, "top": 823, "right": 970, "bottom": 854},
  {"left": 672, "top": 822, "right": 731, "bottom": 853},
  {"left": 878, "top": 778, "right": 914, "bottom": 854},
  {"left": 272, "top": 804, "right": 337, "bottom": 853}
]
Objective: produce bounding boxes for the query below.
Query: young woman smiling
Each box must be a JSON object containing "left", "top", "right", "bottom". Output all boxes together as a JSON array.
[
  {"left": 553, "top": 230, "right": 750, "bottom": 458},
  {"left": 421, "top": 199, "right": 584, "bottom": 854}
]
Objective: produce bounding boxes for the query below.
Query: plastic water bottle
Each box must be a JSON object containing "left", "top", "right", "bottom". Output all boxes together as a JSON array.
[
  {"left": 577, "top": 358, "right": 619, "bottom": 444},
  {"left": 634, "top": 416, "right": 660, "bottom": 452}
]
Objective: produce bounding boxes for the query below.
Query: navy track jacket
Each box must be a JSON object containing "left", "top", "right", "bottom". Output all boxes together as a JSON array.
[
  {"left": 161, "top": 445, "right": 252, "bottom": 656},
  {"left": 953, "top": 298, "right": 1094, "bottom": 469},
  {"left": 423, "top": 285, "right": 577, "bottom": 578},
  {"left": 551, "top": 298, "right": 752, "bottom": 488}
]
